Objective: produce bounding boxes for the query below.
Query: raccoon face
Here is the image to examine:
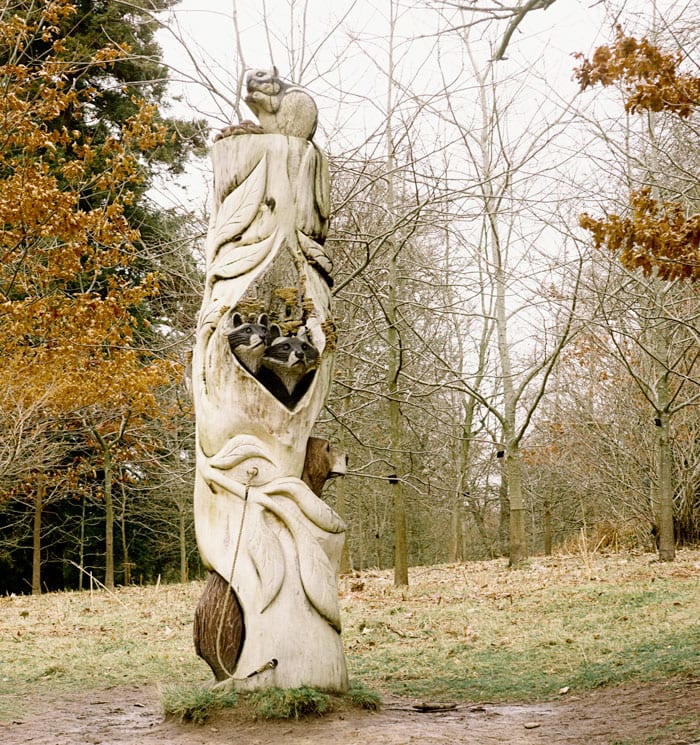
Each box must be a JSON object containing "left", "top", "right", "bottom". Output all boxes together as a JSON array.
[
  {"left": 227, "top": 313, "right": 269, "bottom": 375},
  {"left": 260, "top": 330, "right": 320, "bottom": 399},
  {"left": 262, "top": 334, "right": 319, "bottom": 372}
]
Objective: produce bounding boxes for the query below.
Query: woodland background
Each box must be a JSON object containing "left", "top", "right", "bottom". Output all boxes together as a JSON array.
[{"left": 1, "top": 0, "right": 699, "bottom": 595}]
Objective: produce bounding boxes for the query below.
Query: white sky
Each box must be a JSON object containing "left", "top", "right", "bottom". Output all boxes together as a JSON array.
[
  {"left": 156, "top": 0, "right": 611, "bottom": 131},
  {"left": 153, "top": 0, "right": 619, "bottom": 211}
]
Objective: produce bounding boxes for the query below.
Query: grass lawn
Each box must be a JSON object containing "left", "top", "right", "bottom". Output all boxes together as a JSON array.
[{"left": 1, "top": 548, "right": 698, "bottom": 721}]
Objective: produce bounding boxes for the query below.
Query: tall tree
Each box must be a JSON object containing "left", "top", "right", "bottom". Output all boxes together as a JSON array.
[
  {"left": 576, "top": 21, "right": 700, "bottom": 560},
  {"left": 431, "top": 17, "right": 583, "bottom": 564},
  {"left": 0, "top": 0, "right": 200, "bottom": 591}
]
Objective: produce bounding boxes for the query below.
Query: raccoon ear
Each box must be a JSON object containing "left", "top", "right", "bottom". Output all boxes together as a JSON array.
[
  {"left": 232, "top": 312, "right": 243, "bottom": 326},
  {"left": 258, "top": 313, "right": 269, "bottom": 327},
  {"left": 268, "top": 323, "right": 282, "bottom": 340}
]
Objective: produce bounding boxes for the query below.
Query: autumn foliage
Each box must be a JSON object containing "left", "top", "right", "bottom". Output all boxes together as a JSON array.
[
  {"left": 580, "top": 190, "right": 700, "bottom": 281},
  {"left": 0, "top": 0, "right": 175, "bottom": 419},
  {"left": 575, "top": 27, "right": 700, "bottom": 280},
  {"left": 574, "top": 25, "right": 700, "bottom": 118}
]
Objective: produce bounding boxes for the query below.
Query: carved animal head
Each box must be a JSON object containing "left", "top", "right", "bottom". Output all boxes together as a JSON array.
[
  {"left": 302, "top": 437, "right": 348, "bottom": 497},
  {"left": 260, "top": 327, "right": 320, "bottom": 396},
  {"left": 227, "top": 312, "right": 269, "bottom": 376},
  {"left": 245, "top": 67, "right": 282, "bottom": 96}
]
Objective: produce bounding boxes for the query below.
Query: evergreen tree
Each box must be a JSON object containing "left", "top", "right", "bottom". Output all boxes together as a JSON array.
[{"left": 0, "top": 0, "right": 204, "bottom": 592}]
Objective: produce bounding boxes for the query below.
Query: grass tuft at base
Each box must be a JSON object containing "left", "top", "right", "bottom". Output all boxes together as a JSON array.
[
  {"left": 161, "top": 685, "right": 238, "bottom": 725},
  {"left": 160, "top": 680, "right": 382, "bottom": 725}
]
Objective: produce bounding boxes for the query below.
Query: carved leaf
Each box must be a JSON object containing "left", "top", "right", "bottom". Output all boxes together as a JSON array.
[
  {"left": 296, "top": 146, "right": 328, "bottom": 236},
  {"left": 314, "top": 150, "right": 331, "bottom": 221},
  {"left": 297, "top": 537, "right": 342, "bottom": 631},
  {"left": 254, "top": 490, "right": 341, "bottom": 631},
  {"left": 247, "top": 510, "right": 285, "bottom": 613},
  {"left": 208, "top": 232, "right": 279, "bottom": 285},
  {"left": 208, "top": 435, "right": 274, "bottom": 471},
  {"left": 267, "top": 477, "right": 346, "bottom": 533},
  {"left": 208, "top": 152, "right": 268, "bottom": 264}
]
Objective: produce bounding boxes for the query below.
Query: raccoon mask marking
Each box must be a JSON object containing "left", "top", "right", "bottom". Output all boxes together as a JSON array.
[
  {"left": 227, "top": 312, "right": 269, "bottom": 376},
  {"left": 258, "top": 326, "right": 320, "bottom": 408}
]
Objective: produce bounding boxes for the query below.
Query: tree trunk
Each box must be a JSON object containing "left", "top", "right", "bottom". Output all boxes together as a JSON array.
[
  {"left": 506, "top": 441, "right": 527, "bottom": 565},
  {"left": 119, "top": 489, "right": 130, "bottom": 586},
  {"left": 498, "top": 456, "right": 509, "bottom": 555},
  {"left": 451, "top": 401, "right": 477, "bottom": 562},
  {"left": 179, "top": 507, "right": 188, "bottom": 583},
  {"left": 384, "top": 0, "right": 408, "bottom": 589},
  {"left": 543, "top": 497, "right": 552, "bottom": 556},
  {"left": 78, "top": 495, "right": 86, "bottom": 591},
  {"left": 391, "top": 472, "right": 408, "bottom": 585},
  {"left": 449, "top": 493, "right": 464, "bottom": 563},
  {"left": 31, "top": 475, "right": 45, "bottom": 595},
  {"left": 192, "top": 133, "right": 347, "bottom": 692},
  {"left": 388, "top": 243, "right": 408, "bottom": 584},
  {"left": 656, "top": 408, "right": 675, "bottom": 561},
  {"left": 335, "top": 472, "right": 352, "bottom": 574},
  {"left": 103, "top": 444, "right": 115, "bottom": 590}
]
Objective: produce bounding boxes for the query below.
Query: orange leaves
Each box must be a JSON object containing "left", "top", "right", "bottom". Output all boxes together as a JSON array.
[
  {"left": 576, "top": 28, "right": 700, "bottom": 280},
  {"left": 574, "top": 26, "right": 700, "bottom": 118},
  {"left": 0, "top": 0, "right": 177, "bottom": 425},
  {"left": 579, "top": 190, "right": 700, "bottom": 281},
  {"left": 122, "top": 101, "right": 168, "bottom": 154}
]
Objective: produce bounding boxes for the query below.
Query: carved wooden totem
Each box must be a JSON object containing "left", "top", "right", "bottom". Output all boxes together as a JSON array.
[{"left": 191, "top": 69, "right": 348, "bottom": 693}]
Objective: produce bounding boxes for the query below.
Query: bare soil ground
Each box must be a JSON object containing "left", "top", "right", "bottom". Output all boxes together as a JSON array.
[{"left": 3, "top": 678, "right": 700, "bottom": 745}]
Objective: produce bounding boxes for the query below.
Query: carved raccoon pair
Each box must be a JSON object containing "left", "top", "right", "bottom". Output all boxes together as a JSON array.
[{"left": 226, "top": 312, "right": 319, "bottom": 408}]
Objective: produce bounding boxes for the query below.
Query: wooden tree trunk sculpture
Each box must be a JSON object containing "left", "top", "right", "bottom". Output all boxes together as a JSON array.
[{"left": 191, "top": 69, "right": 348, "bottom": 693}]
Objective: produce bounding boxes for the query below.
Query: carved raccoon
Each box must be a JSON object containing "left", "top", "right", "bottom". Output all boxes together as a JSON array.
[
  {"left": 226, "top": 313, "right": 269, "bottom": 376},
  {"left": 259, "top": 326, "right": 319, "bottom": 407}
]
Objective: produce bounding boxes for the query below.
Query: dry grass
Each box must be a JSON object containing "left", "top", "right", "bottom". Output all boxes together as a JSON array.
[
  {"left": 340, "top": 549, "right": 700, "bottom": 701},
  {"left": 1, "top": 549, "right": 699, "bottom": 720},
  {"left": 0, "top": 583, "right": 206, "bottom": 698}
]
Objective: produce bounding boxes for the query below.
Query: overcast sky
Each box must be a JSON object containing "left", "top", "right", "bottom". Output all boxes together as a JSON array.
[
  {"left": 156, "top": 1, "right": 615, "bottom": 132},
  {"left": 152, "top": 1, "right": 620, "bottom": 208}
]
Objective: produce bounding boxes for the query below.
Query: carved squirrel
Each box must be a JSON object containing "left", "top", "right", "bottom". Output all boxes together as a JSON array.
[
  {"left": 215, "top": 67, "right": 318, "bottom": 142},
  {"left": 244, "top": 67, "right": 318, "bottom": 140}
]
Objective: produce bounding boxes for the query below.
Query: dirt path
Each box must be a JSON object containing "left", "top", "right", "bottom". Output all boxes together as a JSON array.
[{"left": 3, "top": 679, "right": 699, "bottom": 744}]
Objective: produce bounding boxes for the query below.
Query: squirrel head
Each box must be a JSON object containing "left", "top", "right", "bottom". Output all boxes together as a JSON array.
[{"left": 246, "top": 67, "right": 283, "bottom": 95}]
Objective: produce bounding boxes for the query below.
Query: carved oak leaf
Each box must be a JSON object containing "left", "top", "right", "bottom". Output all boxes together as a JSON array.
[
  {"left": 247, "top": 509, "right": 285, "bottom": 612},
  {"left": 207, "top": 152, "right": 268, "bottom": 264}
]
